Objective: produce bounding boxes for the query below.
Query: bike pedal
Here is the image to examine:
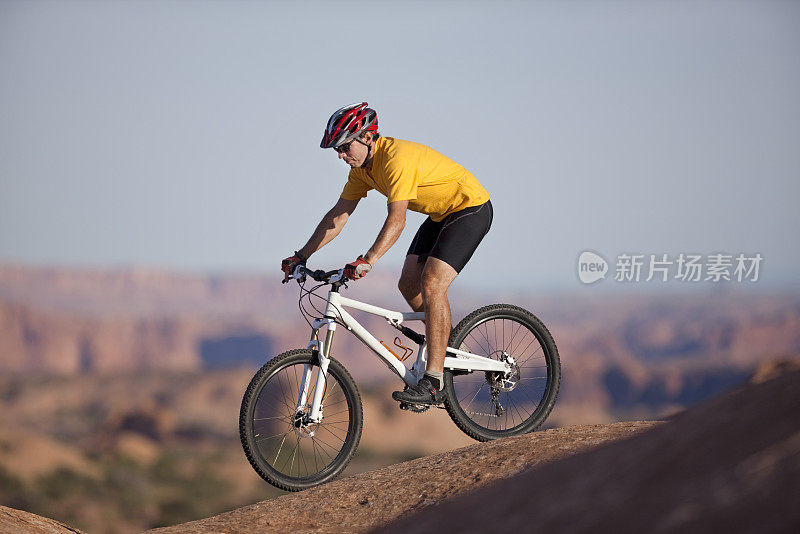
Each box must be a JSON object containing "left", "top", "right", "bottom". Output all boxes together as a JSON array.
[{"left": 398, "top": 401, "right": 430, "bottom": 413}]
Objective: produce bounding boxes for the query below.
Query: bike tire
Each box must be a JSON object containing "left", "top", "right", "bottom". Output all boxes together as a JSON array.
[
  {"left": 239, "top": 348, "right": 363, "bottom": 491},
  {"left": 443, "top": 304, "right": 561, "bottom": 442}
]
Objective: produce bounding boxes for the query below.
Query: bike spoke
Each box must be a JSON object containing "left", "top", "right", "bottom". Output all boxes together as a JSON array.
[
  {"left": 447, "top": 311, "right": 558, "bottom": 438},
  {"left": 460, "top": 382, "right": 486, "bottom": 410},
  {"left": 310, "top": 438, "right": 321, "bottom": 473},
  {"left": 318, "top": 424, "right": 346, "bottom": 443},
  {"left": 272, "top": 373, "right": 293, "bottom": 414},
  {"left": 272, "top": 434, "right": 288, "bottom": 465},
  {"left": 298, "top": 438, "right": 309, "bottom": 476},
  {"left": 476, "top": 323, "right": 494, "bottom": 354},
  {"left": 517, "top": 345, "right": 544, "bottom": 368},
  {"left": 513, "top": 336, "right": 538, "bottom": 364},
  {"left": 248, "top": 356, "right": 357, "bottom": 484},
  {"left": 286, "top": 437, "right": 299, "bottom": 475},
  {"left": 507, "top": 320, "right": 524, "bottom": 355},
  {"left": 492, "top": 321, "right": 497, "bottom": 358},
  {"left": 327, "top": 379, "right": 340, "bottom": 399},
  {"left": 504, "top": 391, "right": 510, "bottom": 429},
  {"left": 256, "top": 429, "right": 293, "bottom": 443},
  {"left": 508, "top": 395, "right": 525, "bottom": 432},
  {"left": 466, "top": 330, "right": 491, "bottom": 356},
  {"left": 312, "top": 434, "right": 341, "bottom": 457},
  {"left": 514, "top": 384, "right": 545, "bottom": 408},
  {"left": 254, "top": 415, "right": 291, "bottom": 422}
]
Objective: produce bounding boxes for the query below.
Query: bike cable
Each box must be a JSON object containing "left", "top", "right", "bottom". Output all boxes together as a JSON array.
[{"left": 297, "top": 278, "right": 348, "bottom": 330}]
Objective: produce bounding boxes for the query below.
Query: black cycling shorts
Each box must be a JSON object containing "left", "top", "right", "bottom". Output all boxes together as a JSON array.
[{"left": 406, "top": 200, "right": 493, "bottom": 273}]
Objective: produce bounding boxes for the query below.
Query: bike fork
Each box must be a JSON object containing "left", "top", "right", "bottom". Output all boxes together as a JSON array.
[{"left": 297, "top": 319, "right": 336, "bottom": 423}]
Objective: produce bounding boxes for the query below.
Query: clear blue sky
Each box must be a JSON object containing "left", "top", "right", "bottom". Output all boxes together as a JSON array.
[{"left": 1, "top": 0, "right": 798, "bottom": 291}]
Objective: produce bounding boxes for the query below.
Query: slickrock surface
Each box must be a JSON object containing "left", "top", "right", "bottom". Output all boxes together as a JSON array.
[
  {"left": 146, "top": 421, "right": 659, "bottom": 533},
  {"left": 380, "top": 369, "right": 800, "bottom": 534},
  {"left": 0, "top": 505, "right": 84, "bottom": 534}
]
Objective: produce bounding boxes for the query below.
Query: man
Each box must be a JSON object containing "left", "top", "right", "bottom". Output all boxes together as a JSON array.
[{"left": 281, "top": 102, "right": 492, "bottom": 405}]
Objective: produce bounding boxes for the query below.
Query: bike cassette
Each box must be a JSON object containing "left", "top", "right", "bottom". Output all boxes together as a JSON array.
[
  {"left": 486, "top": 352, "right": 520, "bottom": 392},
  {"left": 399, "top": 401, "right": 430, "bottom": 413}
]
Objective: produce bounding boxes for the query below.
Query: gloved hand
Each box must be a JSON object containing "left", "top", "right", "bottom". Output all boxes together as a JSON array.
[
  {"left": 344, "top": 255, "right": 372, "bottom": 280},
  {"left": 281, "top": 251, "right": 307, "bottom": 283}
]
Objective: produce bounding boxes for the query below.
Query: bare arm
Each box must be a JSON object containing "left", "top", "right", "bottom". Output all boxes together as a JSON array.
[
  {"left": 363, "top": 200, "right": 408, "bottom": 265},
  {"left": 297, "top": 197, "right": 360, "bottom": 259}
]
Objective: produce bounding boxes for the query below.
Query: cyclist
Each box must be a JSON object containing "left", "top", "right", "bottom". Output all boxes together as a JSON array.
[{"left": 282, "top": 102, "right": 492, "bottom": 405}]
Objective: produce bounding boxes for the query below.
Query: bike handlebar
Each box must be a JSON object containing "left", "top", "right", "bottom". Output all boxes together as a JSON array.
[{"left": 286, "top": 265, "right": 345, "bottom": 284}]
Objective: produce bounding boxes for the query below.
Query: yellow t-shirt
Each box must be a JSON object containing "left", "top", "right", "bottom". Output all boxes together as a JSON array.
[{"left": 340, "top": 137, "right": 490, "bottom": 222}]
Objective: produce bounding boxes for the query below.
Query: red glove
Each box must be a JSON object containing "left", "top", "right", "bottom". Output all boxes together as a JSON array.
[
  {"left": 344, "top": 256, "right": 372, "bottom": 280},
  {"left": 281, "top": 251, "right": 306, "bottom": 282}
]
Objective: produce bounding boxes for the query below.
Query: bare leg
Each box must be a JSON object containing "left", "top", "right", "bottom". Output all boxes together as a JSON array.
[
  {"left": 420, "top": 257, "right": 458, "bottom": 374},
  {"left": 398, "top": 254, "right": 426, "bottom": 312}
]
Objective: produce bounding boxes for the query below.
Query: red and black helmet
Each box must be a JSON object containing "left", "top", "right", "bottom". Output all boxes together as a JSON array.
[{"left": 320, "top": 102, "right": 378, "bottom": 149}]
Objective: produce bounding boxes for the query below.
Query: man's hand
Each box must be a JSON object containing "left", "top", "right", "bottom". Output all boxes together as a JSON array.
[
  {"left": 344, "top": 256, "right": 372, "bottom": 280},
  {"left": 281, "top": 251, "right": 307, "bottom": 283}
]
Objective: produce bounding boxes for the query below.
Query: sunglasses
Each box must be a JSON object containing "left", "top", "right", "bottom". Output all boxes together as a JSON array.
[{"left": 333, "top": 141, "right": 354, "bottom": 154}]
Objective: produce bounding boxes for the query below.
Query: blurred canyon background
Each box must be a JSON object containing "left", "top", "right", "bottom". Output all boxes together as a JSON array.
[{"left": 1, "top": 263, "right": 798, "bottom": 532}]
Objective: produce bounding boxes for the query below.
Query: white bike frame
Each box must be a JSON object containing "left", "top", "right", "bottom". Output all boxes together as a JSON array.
[{"left": 294, "top": 270, "right": 512, "bottom": 423}]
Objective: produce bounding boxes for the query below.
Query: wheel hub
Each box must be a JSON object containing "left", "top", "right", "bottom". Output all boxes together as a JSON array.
[
  {"left": 292, "top": 410, "right": 318, "bottom": 438},
  {"left": 486, "top": 351, "right": 521, "bottom": 392}
]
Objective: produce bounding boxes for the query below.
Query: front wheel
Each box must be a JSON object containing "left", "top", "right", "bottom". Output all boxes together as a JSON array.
[
  {"left": 239, "top": 349, "right": 363, "bottom": 491},
  {"left": 443, "top": 304, "right": 561, "bottom": 441}
]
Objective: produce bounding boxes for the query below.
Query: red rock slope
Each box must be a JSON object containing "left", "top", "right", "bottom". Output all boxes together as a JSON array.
[
  {"left": 0, "top": 505, "right": 84, "bottom": 534},
  {"left": 145, "top": 422, "right": 659, "bottom": 533},
  {"left": 380, "top": 368, "right": 800, "bottom": 534}
]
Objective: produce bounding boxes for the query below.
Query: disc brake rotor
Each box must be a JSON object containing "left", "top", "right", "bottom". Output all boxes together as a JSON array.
[
  {"left": 485, "top": 351, "right": 521, "bottom": 392},
  {"left": 292, "top": 410, "right": 318, "bottom": 438}
]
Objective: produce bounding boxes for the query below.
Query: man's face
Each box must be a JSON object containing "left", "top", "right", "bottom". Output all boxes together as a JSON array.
[{"left": 336, "top": 135, "right": 370, "bottom": 167}]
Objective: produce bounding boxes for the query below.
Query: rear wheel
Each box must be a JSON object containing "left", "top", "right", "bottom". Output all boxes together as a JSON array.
[
  {"left": 239, "top": 349, "right": 362, "bottom": 491},
  {"left": 443, "top": 304, "right": 560, "bottom": 441}
]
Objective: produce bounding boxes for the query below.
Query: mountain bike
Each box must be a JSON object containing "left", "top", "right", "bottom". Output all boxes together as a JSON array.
[{"left": 240, "top": 265, "right": 560, "bottom": 491}]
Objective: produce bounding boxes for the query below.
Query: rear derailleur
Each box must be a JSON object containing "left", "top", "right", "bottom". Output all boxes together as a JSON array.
[{"left": 490, "top": 388, "right": 505, "bottom": 417}]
